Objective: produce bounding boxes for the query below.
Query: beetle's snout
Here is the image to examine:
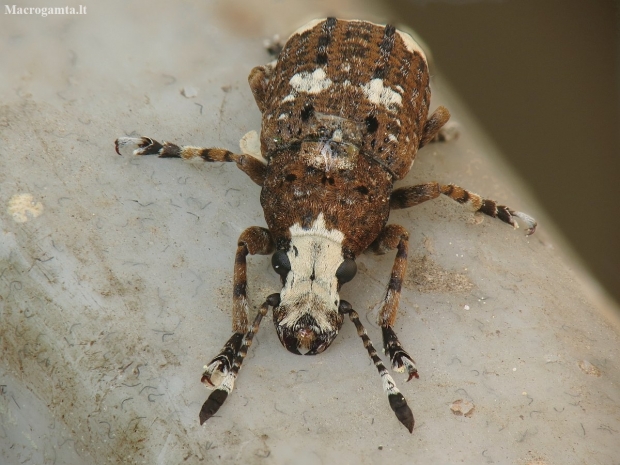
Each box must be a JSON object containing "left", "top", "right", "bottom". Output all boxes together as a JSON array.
[{"left": 274, "top": 307, "right": 343, "bottom": 355}]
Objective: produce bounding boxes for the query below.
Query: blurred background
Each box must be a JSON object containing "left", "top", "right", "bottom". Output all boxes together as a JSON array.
[{"left": 383, "top": 0, "right": 620, "bottom": 306}]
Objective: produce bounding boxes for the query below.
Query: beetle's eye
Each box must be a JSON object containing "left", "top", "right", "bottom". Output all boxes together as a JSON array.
[
  {"left": 271, "top": 250, "right": 291, "bottom": 276},
  {"left": 336, "top": 259, "right": 357, "bottom": 284}
]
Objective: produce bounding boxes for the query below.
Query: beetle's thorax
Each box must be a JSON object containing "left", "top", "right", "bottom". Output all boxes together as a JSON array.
[{"left": 261, "top": 148, "right": 393, "bottom": 257}]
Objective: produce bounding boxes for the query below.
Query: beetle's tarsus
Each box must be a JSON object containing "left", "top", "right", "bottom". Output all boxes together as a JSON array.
[
  {"left": 382, "top": 325, "right": 419, "bottom": 381},
  {"left": 114, "top": 136, "right": 162, "bottom": 156},
  {"left": 201, "top": 332, "right": 244, "bottom": 388}
]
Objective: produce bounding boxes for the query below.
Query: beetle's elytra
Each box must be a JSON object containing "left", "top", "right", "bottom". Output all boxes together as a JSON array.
[{"left": 115, "top": 18, "right": 536, "bottom": 433}]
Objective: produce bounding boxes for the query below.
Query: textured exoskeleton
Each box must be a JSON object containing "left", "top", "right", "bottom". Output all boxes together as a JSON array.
[{"left": 115, "top": 18, "right": 536, "bottom": 433}]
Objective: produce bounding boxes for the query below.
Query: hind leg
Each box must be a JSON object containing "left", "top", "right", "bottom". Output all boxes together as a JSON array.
[{"left": 419, "top": 106, "right": 453, "bottom": 148}]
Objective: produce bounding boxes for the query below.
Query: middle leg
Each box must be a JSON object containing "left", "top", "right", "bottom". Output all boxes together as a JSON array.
[{"left": 390, "top": 182, "right": 537, "bottom": 235}]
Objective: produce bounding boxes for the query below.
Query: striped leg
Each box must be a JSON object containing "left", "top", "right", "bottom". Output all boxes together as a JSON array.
[
  {"left": 390, "top": 182, "right": 537, "bottom": 235},
  {"left": 368, "top": 225, "right": 418, "bottom": 382},
  {"left": 201, "top": 227, "right": 274, "bottom": 388},
  {"left": 114, "top": 136, "right": 267, "bottom": 186},
  {"left": 419, "top": 106, "right": 452, "bottom": 148},
  {"left": 339, "top": 301, "right": 414, "bottom": 433},
  {"left": 200, "top": 294, "right": 281, "bottom": 425}
]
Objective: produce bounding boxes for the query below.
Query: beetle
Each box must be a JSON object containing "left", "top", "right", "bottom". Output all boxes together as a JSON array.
[{"left": 115, "top": 18, "right": 536, "bottom": 433}]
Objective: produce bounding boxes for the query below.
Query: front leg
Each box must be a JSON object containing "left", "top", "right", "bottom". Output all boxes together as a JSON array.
[
  {"left": 367, "top": 224, "right": 419, "bottom": 382},
  {"left": 200, "top": 294, "right": 280, "bottom": 424},
  {"left": 201, "top": 227, "right": 274, "bottom": 391}
]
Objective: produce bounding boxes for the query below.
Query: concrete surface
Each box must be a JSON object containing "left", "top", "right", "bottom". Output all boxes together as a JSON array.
[{"left": 1, "top": 1, "right": 619, "bottom": 464}]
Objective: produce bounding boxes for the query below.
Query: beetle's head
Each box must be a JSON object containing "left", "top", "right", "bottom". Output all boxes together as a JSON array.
[{"left": 271, "top": 214, "right": 357, "bottom": 355}]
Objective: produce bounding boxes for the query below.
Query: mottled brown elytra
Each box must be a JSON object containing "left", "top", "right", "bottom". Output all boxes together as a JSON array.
[{"left": 115, "top": 18, "right": 536, "bottom": 433}]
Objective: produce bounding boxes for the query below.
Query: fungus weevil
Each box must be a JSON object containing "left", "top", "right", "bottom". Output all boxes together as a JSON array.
[{"left": 115, "top": 18, "right": 536, "bottom": 433}]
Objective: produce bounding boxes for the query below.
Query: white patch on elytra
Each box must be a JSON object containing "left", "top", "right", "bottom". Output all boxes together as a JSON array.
[
  {"left": 361, "top": 79, "right": 402, "bottom": 111},
  {"left": 396, "top": 30, "right": 427, "bottom": 62},
  {"left": 290, "top": 68, "right": 332, "bottom": 94},
  {"left": 7, "top": 193, "right": 43, "bottom": 223},
  {"left": 388, "top": 134, "right": 398, "bottom": 143},
  {"left": 282, "top": 93, "right": 296, "bottom": 103},
  {"left": 279, "top": 213, "right": 344, "bottom": 331},
  {"left": 278, "top": 113, "right": 288, "bottom": 120}
]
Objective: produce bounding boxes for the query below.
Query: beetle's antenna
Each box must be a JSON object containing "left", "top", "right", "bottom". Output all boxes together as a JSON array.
[
  {"left": 339, "top": 300, "right": 415, "bottom": 433},
  {"left": 199, "top": 294, "right": 280, "bottom": 425}
]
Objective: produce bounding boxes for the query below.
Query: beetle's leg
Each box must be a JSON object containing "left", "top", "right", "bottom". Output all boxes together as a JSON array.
[
  {"left": 201, "top": 227, "right": 274, "bottom": 389},
  {"left": 339, "top": 301, "right": 414, "bottom": 433},
  {"left": 200, "top": 294, "right": 280, "bottom": 425},
  {"left": 114, "top": 137, "right": 267, "bottom": 186},
  {"left": 367, "top": 225, "right": 419, "bottom": 383},
  {"left": 390, "top": 182, "right": 537, "bottom": 235},
  {"left": 248, "top": 62, "right": 276, "bottom": 113},
  {"left": 419, "top": 106, "right": 451, "bottom": 148}
]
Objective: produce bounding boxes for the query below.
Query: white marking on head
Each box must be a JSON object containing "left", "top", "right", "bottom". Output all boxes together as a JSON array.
[
  {"left": 278, "top": 113, "right": 288, "bottom": 120},
  {"left": 279, "top": 213, "right": 344, "bottom": 330},
  {"left": 290, "top": 68, "right": 332, "bottom": 94},
  {"left": 361, "top": 79, "right": 402, "bottom": 111}
]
